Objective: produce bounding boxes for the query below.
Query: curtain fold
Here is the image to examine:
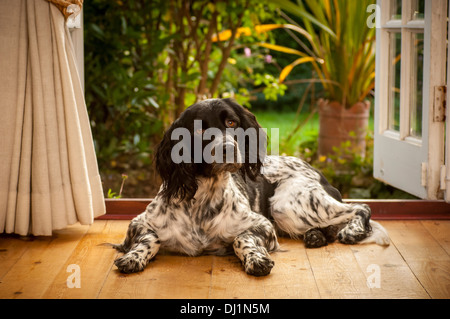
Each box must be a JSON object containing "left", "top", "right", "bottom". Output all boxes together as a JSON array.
[{"left": 0, "top": 0, "right": 105, "bottom": 236}]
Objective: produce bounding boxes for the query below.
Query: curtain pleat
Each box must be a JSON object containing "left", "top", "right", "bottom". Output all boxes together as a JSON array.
[{"left": 0, "top": 0, "right": 105, "bottom": 236}]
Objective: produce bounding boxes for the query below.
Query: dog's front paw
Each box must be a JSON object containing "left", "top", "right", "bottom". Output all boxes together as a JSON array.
[
  {"left": 114, "top": 252, "right": 147, "bottom": 274},
  {"left": 243, "top": 251, "right": 274, "bottom": 276}
]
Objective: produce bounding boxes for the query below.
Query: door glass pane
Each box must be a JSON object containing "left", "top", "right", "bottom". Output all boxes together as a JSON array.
[
  {"left": 391, "top": 0, "right": 402, "bottom": 20},
  {"left": 388, "top": 32, "right": 401, "bottom": 132},
  {"left": 410, "top": 32, "right": 424, "bottom": 138},
  {"left": 411, "top": 0, "right": 425, "bottom": 20}
]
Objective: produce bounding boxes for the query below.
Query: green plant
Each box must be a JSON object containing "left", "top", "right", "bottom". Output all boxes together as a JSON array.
[
  {"left": 107, "top": 174, "right": 129, "bottom": 199},
  {"left": 252, "top": 73, "right": 288, "bottom": 101},
  {"left": 215, "top": 0, "right": 376, "bottom": 108},
  {"left": 271, "top": 0, "right": 376, "bottom": 108},
  {"left": 107, "top": 189, "right": 118, "bottom": 199}
]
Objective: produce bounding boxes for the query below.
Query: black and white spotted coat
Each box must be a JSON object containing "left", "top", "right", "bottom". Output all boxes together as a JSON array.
[{"left": 112, "top": 99, "right": 389, "bottom": 276}]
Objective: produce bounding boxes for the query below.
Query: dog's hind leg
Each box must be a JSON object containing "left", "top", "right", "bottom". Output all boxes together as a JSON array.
[
  {"left": 302, "top": 225, "right": 338, "bottom": 248},
  {"left": 271, "top": 187, "right": 376, "bottom": 247},
  {"left": 337, "top": 208, "right": 372, "bottom": 245},
  {"left": 113, "top": 214, "right": 161, "bottom": 273}
]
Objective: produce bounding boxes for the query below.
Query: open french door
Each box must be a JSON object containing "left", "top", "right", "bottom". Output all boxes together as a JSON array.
[{"left": 373, "top": 0, "right": 448, "bottom": 200}]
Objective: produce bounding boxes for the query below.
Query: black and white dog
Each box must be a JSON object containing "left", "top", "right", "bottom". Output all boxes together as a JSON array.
[{"left": 112, "top": 98, "right": 389, "bottom": 276}]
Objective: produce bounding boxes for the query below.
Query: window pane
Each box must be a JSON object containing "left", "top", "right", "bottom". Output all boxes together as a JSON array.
[
  {"left": 391, "top": 0, "right": 402, "bottom": 20},
  {"left": 410, "top": 32, "right": 424, "bottom": 138},
  {"left": 388, "top": 32, "right": 401, "bottom": 132},
  {"left": 411, "top": 0, "right": 425, "bottom": 20}
]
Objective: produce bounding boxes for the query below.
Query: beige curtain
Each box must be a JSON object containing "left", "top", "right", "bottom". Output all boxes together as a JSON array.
[{"left": 0, "top": 0, "right": 105, "bottom": 236}]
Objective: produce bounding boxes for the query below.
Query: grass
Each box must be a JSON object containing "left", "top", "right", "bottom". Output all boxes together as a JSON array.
[
  {"left": 253, "top": 110, "right": 375, "bottom": 156},
  {"left": 253, "top": 110, "right": 320, "bottom": 156}
]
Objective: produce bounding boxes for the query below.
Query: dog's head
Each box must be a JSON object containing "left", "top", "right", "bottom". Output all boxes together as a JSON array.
[{"left": 155, "top": 98, "right": 266, "bottom": 202}]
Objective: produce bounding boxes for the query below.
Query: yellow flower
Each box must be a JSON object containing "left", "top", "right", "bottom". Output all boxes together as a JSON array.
[{"left": 319, "top": 155, "right": 327, "bottom": 163}]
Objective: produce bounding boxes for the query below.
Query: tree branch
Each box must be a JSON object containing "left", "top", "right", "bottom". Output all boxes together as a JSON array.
[
  {"left": 209, "top": 1, "right": 249, "bottom": 97},
  {"left": 197, "top": 10, "right": 219, "bottom": 99}
]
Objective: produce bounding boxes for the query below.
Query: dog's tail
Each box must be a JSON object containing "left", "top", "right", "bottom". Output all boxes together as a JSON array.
[{"left": 360, "top": 220, "right": 390, "bottom": 246}]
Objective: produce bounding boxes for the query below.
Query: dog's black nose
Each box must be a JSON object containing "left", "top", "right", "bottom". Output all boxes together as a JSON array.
[
  {"left": 223, "top": 142, "right": 237, "bottom": 163},
  {"left": 223, "top": 142, "right": 235, "bottom": 154}
]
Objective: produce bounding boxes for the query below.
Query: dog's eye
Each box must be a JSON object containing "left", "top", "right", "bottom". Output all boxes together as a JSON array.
[
  {"left": 225, "top": 120, "right": 237, "bottom": 128},
  {"left": 195, "top": 128, "right": 205, "bottom": 135}
]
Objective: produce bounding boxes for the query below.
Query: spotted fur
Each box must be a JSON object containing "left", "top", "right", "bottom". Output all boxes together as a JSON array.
[{"left": 112, "top": 99, "right": 389, "bottom": 276}]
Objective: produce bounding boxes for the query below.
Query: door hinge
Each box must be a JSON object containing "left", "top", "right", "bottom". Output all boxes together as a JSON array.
[{"left": 433, "top": 86, "right": 447, "bottom": 122}]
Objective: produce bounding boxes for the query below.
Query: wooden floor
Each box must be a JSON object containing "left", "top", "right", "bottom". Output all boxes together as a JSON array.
[{"left": 0, "top": 220, "right": 449, "bottom": 299}]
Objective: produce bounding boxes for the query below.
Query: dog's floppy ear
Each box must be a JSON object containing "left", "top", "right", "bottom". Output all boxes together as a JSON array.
[
  {"left": 155, "top": 116, "right": 198, "bottom": 203},
  {"left": 223, "top": 99, "right": 266, "bottom": 180}
]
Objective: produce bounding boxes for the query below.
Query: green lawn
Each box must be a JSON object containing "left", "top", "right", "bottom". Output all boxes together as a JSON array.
[
  {"left": 253, "top": 111, "right": 319, "bottom": 156},
  {"left": 253, "top": 110, "right": 374, "bottom": 156}
]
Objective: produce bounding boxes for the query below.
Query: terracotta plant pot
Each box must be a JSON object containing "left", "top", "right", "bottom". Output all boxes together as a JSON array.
[{"left": 318, "top": 99, "right": 370, "bottom": 158}]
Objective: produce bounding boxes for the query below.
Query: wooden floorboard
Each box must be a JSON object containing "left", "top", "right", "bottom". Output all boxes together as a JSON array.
[
  {"left": 348, "top": 238, "right": 430, "bottom": 298},
  {"left": 0, "top": 220, "right": 449, "bottom": 299},
  {"left": 42, "top": 220, "right": 128, "bottom": 299},
  {"left": 382, "top": 221, "right": 450, "bottom": 299},
  {"left": 0, "top": 224, "right": 90, "bottom": 299}
]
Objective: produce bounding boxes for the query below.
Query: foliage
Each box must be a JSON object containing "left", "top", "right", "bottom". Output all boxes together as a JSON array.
[
  {"left": 83, "top": 0, "right": 410, "bottom": 200},
  {"left": 267, "top": 0, "right": 376, "bottom": 108},
  {"left": 84, "top": 0, "right": 289, "bottom": 197},
  {"left": 107, "top": 174, "right": 128, "bottom": 199},
  {"left": 252, "top": 73, "right": 287, "bottom": 102},
  {"left": 84, "top": 0, "right": 167, "bottom": 174}
]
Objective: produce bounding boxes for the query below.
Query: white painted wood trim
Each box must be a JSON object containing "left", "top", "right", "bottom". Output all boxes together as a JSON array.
[
  {"left": 425, "top": 0, "right": 447, "bottom": 199},
  {"left": 375, "top": 0, "right": 391, "bottom": 134},
  {"left": 446, "top": 0, "right": 450, "bottom": 202}
]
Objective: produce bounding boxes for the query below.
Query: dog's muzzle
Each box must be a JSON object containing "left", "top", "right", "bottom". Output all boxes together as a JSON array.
[{"left": 208, "top": 134, "right": 243, "bottom": 173}]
